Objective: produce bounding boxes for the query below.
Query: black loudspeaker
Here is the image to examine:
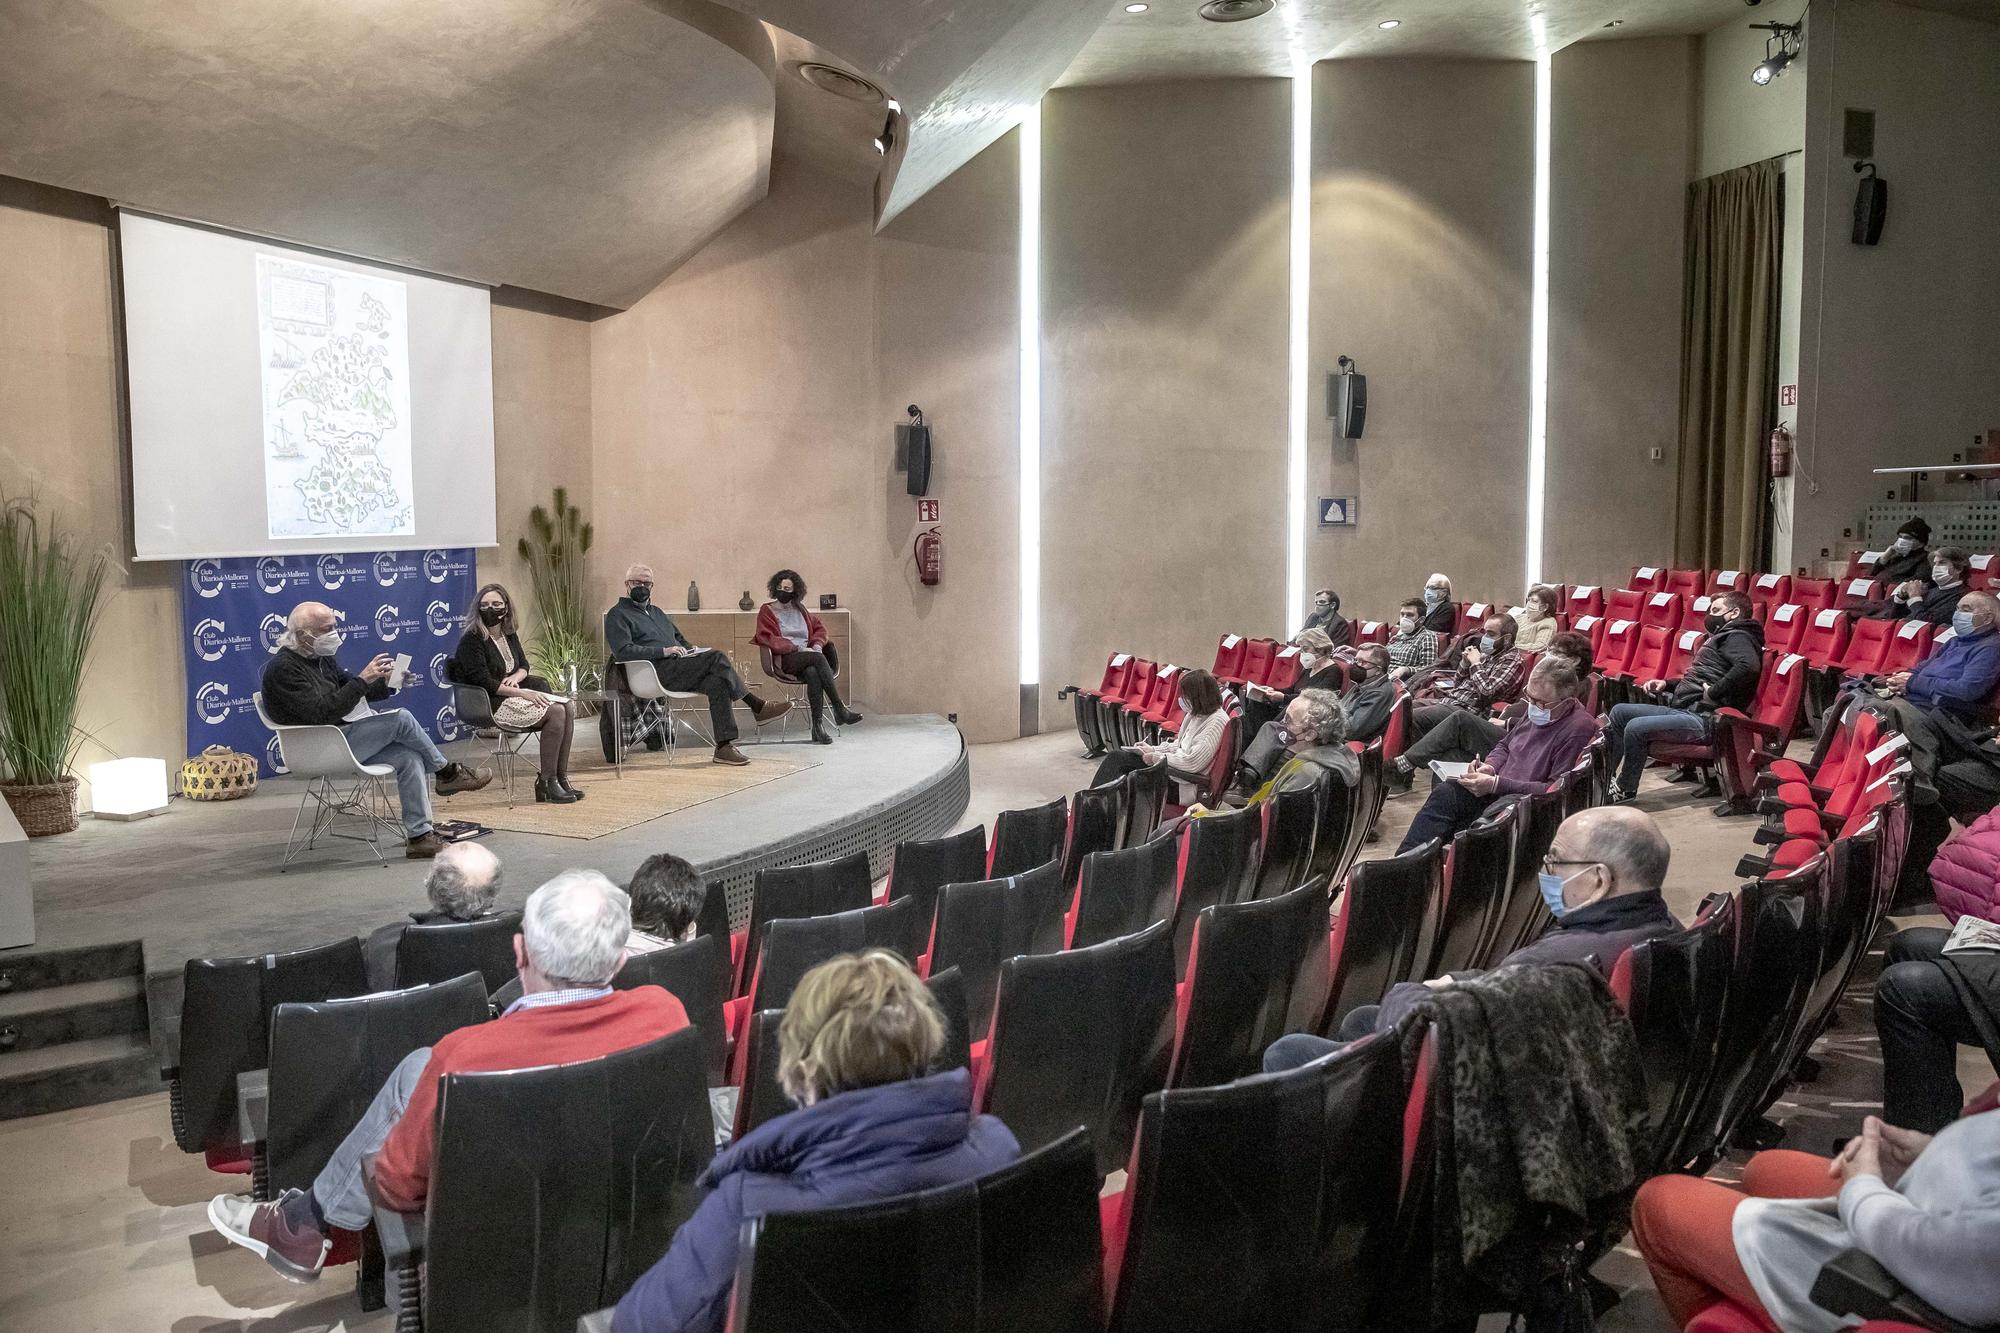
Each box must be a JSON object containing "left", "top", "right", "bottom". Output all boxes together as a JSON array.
[
  {"left": 1327, "top": 371, "right": 1367, "bottom": 440},
  {"left": 904, "top": 423, "right": 932, "bottom": 495},
  {"left": 1852, "top": 164, "right": 1887, "bottom": 246}
]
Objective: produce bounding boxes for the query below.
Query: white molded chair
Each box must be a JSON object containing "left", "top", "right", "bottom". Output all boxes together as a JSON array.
[
  {"left": 254, "top": 693, "right": 402, "bottom": 868},
  {"left": 617, "top": 659, "right": 716, "bottom": 759}
]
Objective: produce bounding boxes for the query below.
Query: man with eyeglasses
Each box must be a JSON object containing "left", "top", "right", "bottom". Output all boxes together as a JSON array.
[{"left": 1263, "top": 805, "right": 1682, "bottom": 1071}]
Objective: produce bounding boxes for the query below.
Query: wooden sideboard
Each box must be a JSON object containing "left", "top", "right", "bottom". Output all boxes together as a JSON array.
[{"left": 671, "top": 609, "right": 856, "bottom": 700}]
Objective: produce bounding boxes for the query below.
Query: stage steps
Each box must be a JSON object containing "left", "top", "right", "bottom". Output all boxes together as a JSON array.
[{"left": 0, "top": 940, "right": 155, "bottom": 1119}]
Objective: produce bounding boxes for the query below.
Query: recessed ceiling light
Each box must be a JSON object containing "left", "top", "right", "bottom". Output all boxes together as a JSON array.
[
  {"left": 1124, "top": 3, "right": 1149, "bottom": 11},
  {"left": 1603, "top": 18, "right": 1624, "bottom": 27},
  {"left": 1378, "top": 19, "right": 1401, "bottom": 29},
  {"left": 1198, "top": 0, "right": 1274, "bottom": 22}
]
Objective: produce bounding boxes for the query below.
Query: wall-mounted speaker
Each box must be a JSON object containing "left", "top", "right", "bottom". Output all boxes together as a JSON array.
[
  {"left": 904, "top": 423, "right": 932, "bottom": 495},
  {"left": 1327, "top": 369, "right": 1367, "bottom": 440},
  {"left": 1852, "top": 162, "right": 1887, "bottom": 246}
]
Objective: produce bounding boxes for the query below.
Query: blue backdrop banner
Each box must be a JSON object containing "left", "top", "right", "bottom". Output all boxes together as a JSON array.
[{"left": 180, "top": 550, "right": 478, "bottom": 776}]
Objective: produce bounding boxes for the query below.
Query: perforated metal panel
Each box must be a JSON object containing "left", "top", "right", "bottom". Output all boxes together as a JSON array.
[
  {"left": 1866, "top": 501, "right": 2000, "bottom": 554},
  {"left": 706, "top": 741, "right": 972, "bottom": 929}
]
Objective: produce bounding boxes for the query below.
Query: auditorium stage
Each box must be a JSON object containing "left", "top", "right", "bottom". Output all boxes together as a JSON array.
[{"left": 16, "top": 714, "right": 968, "bottom": 1002}]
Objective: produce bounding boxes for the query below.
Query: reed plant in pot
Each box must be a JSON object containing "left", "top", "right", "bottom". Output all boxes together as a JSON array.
[
  {"left": 517, "top": 487, "right": 599, "bottom": 705},
  {"left": 0, "top": 495, "right": 107, "bottom": 836}
]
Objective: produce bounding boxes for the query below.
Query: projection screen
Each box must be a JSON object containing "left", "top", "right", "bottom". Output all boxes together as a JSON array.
[{"left": 119, "top": 211, "right": 496, "bottom": 560}]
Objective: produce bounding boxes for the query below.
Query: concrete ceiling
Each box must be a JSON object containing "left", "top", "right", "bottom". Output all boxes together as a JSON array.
[
  {"left": 0, "top": 0, "right": 776, "bottom": 309},
  {"left": 1058, "top": 0, "right": 1761, "bottom": 84},
  {"left": 711, "top": 0, "right": 1112, "bottom": 226}
]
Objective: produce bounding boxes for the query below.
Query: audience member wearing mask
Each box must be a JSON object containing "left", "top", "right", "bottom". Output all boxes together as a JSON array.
[
  {"left": 1340, "top": 643, "right": 1399, "bottom": 746},
  {"left": 1511, "top": 585, "right": 1561, "bottom": 653},
  {"left": 613, "top": 951, "right": 1019, "bottom": 1333},
  {"left": 753, "top": 568, "right": 862, "bottom": 744},
  {"left": 1092, "top": 668, "right": 1231, "bottom": 804},
  {"left": 454, "top": 582, "right": 580, "bottom": 804},
  {"left": 1239, "top": 627, "right": 1341, "bottom": 739},
  {"left": 262, "top": 601, "right": 491, "bottom": 858},
  {"left": 1420, "top": 572, "right": 1457, "bottom": 634},
  {"left": 1870, "top": 590, "right": 2000, "bottom": 803},
  {"left": 1299, "top": 588, "right": 1352, "bottom": 646},
  {"left": 1387, "top": 598, "right": 1444, "bottom": 678},
  {"left": 1214, "top": 689, "right": 1357, "bottom": 811},
  {"left": 1874, "top": 546, "right": 1972, "bottom": 627},
  {"left": 1395, "top": 659, "right": 1597, "bottom": 852},
  {"left": 1410, "top": 614, "right": 1529, "bottom": 732},
  {"left": 606, "top": 562, "right": 790, "bottom": 767},
  {"left": 1266, "top": 807, "right": 1680, "bottom": 1070},
  {"left": 1603, "top": 591, "right": 1764, "bottom": 802},
  {"left": 1871, "top": 517, "right": 1934, "bottom": 588}
]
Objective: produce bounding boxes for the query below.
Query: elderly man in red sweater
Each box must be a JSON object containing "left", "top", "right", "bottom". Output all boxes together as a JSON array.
[{"left": 208, "top": 869, "right": 688, "bottom": 1281}]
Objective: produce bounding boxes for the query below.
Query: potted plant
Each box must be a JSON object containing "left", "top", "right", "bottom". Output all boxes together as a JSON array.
[
  {"left": 0, "top": 495, "right": 107, "bottom": 836},
  {"left": 516, "top": 487, "right": 599, "bottom": 704}
]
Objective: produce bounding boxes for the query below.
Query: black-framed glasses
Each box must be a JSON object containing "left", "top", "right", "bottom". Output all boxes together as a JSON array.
[{"left": 1541, "top": 855, "right": 1600, "bottom": 873}]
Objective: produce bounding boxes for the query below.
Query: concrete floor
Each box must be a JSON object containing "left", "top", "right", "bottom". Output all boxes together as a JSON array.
[{"left": 0, "top": 729, "right": 1983, "bottom": 1333}]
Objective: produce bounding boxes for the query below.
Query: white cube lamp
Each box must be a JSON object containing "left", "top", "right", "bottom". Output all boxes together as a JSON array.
[{"left": 90, "top": 758, "right": 170, "bottom": 821}]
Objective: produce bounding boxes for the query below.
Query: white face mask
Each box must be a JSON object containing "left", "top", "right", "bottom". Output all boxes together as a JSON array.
[
  {"left": 1934, "top": 564, "right": 1955, "bottom": 585},
  {"left": 1894, "top": 536, "right": 1918, "bottom": 554},
  {"left": 311, "top": 629, "right": 344, "bottom": 658},
  {"left": 1300, "top": 652, "right": 1318, "bottom": 669},
  {"left": 1399, "top": 615, "right": 1417, "bottom": 634}
]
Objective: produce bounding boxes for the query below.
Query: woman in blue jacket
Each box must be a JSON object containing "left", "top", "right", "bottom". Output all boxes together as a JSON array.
[{"left": 614, "top": 951, "right": 1020, "bottom": 1333}]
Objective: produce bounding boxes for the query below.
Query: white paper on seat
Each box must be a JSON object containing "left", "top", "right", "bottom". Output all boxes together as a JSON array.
[
  {"left": 1936, "top": 626, "right": 1959, "bottom": 645},
  {"left": 1867, "top": 735, "right": 1909, "bottom": 763},
  {"left": 1610, "top": 619, "right": 1634, "bottom": 633},
  {"left": 1110, "top": 653, "right": 1130, "bottom": 667},
  {"left": 1680, "top": 631, "right": 1701, "bottom": 647},
  {"left": 1815, "top": 610, "right": 1841, "bottom": 627},
  {"left": 1897, "top": 622, "right": 1925, "bottom": 639},
  {"left": 1849, "top": 579, "right": 1873, "bottom": 595},
  {"left": 1866, "top": 763, "right": 1912, "bottom": 793},
  {"left": 1275, "top": 646, "right": 1299, "bottom": 658},
  {"left": 1717, "top": 571, "right": 1741, "bottom": 586},
  {"left": 1975, "top": 555, "right": 1996, "bottom": 571},
  {"left": 1756, "top": 575, "right": 1781, "bottom": 589},
  {"left": 1575, "top": 616, "right": 1599, "bottom": 630},
  {"left": 1859, "top": 551, "right": 1885, "bottom": 564},
  {"left": 1773, "top": 604, "right": 1798, "bottom": 622},
  {"left": 1221, "top": 634, "right": 1242, "bottom": 649},
  {"left": 1780, "top": 654, "right": 1804, "bottom": 672},
  {"left": 1637, "top": 566, "right": 1658, "bottom": 580},
  {"left": 1571, "top": 585, "right": 1597, "bottom": 598}
]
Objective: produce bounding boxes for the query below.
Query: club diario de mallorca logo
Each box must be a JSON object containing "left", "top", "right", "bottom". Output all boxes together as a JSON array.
[
  {"left": 316, "top": 554, "right": 356, "bottom": 591},
  {"left": 195, "top": 681, "right": 237, "bottom": 725},
  {"left": 374, "top": 603, "right": 421, "bottom": 644},
  {"left": 430, "top": 651, "right": 453, "bottom": 685},
  {"left": 255, "top": 557, "right": 296, "bottom": 596},
  {"left": 258, "top": 612, "right": 289, "bottom": 654},
  {"left": 192, "top": 617, "right": 251, "bottom": 663},
  {"left": 435, "top": 703, "right": 463, "bottom": 742},
  {"left": 422, "top": 549, "right": 466, "bottom": 584},
  {"left": 265, "top": 735, "right": 289, "bottom": 776},
  {"left": 425, "top": 599, "right": 458, "bottom": 637},
  {"left": 372, "top": 551, "right": 425, "bottom": 588},
  {"left": 187, "top": 559, "right": 247, "bottom": 599}
]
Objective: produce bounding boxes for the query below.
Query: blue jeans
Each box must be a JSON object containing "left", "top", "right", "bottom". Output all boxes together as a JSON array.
[
  {"left": 1607, "top": 702, "right": 1707, "bottom": 792},
  {"left": 311, "top": 1045, "right": 432, "bottom": 1229},
  {"left": 344, "top": 708, "right": 447, "bottom": 837}
]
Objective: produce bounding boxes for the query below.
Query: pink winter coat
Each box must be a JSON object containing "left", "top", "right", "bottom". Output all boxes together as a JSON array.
[{"left": 1930, "top": 807, "right": 2000, "bottom": 925}]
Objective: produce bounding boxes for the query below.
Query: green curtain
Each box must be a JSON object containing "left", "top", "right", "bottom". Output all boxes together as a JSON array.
[{"left": 1674, "top": 159, "right": 1781, "bottom": 571}]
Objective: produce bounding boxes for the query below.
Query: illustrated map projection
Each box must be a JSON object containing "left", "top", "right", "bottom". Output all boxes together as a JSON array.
[{"left": 258, "top": 255, "right": 415, "bottom": 539}]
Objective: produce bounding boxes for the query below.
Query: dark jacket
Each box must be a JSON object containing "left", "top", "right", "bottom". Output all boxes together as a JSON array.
[
  {"left": 604, "top": 597, "right": 694, "bottom": 663},
  {"left": 1376, "top": 889, "right": 1681, "bottom": 1031},
  {"left": 1873, "top": 544, "right": 1932, "bottom": 588},
  {"left": 1905, "top": 581, "right": 1969, "bottom": 628},
  {"left": 260, "top": 647, "right": 390, "bottom": 726},
  {"left": 1907, "top": 626, "right": 2000, "bottom": 725},
  {"left": 1302, "top": 605, "right": 1352, "bottom": 647},
  {"left": 1422, "top": 600, "right": 1458, "bottom": 634},
  {"left": 1341, "top": 674, "right": 1398, "bottom": 744},
  {"left": 613, "top": 1068, "right": 1019, "bottom": 1333},
  {"left": 452, "top": 629, "right": 547, "bottom": 704},
  {"left": 1668, "top": 618, "right": 1765, "bottom": 714}
]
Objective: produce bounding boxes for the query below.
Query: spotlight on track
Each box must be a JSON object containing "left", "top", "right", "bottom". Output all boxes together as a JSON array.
[{"left": 1750, "top": 20, "right": 1803, "bottom": 86}]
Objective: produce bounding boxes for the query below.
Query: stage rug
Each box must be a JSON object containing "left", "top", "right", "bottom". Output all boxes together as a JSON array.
[{"left": 435, "top": 751, "right": 819, "bottom": 840}]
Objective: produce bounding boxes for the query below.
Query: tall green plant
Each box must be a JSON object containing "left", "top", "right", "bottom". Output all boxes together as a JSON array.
[
  {"left": 0, "top": 496, "right": 108, "bottom": 786},
  {"left": 516, "top": 487, "right": 598, "bottom": 691}
]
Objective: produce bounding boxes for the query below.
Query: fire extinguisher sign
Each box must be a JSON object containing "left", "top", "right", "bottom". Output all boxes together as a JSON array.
[{"left": 916, "top": 499, "right": 940, "bottom": 523}]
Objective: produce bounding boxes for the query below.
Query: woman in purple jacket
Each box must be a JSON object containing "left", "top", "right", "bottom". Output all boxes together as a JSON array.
[
  {"left": 614, "top": 951, "right": 1020, "bottom": 1333},
  {"left": 1396, "top": 657, "right": 1598, "bottom": 853}
]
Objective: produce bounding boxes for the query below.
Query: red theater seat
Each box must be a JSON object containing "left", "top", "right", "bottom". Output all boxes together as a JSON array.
[{"left": 1763, "top": 602, "right": 1807, "bottom": 654}]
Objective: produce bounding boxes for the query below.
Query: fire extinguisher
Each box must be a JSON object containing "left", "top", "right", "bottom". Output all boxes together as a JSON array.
[
  {"left": 1769, "top": 421, "right": 1794, "bottom": 479},
  {"left": 915, "top": 526, "right": 942, "bottom": 587}
]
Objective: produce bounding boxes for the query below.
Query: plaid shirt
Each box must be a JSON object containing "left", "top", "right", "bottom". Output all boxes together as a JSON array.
[
  {"left": 1434, "top": 647, "right": 1530, "bottom": 711},
  {"left": 502, "top": 984, "right": 613, "bottom": 1017},
  {"left": 1387, "top": 628, "right": 1441, "bottom": 673}
]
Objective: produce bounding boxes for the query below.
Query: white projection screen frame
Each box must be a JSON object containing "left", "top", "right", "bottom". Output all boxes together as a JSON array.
[{"left": 120, "top": 211, "right": 497, "bottom": 560}]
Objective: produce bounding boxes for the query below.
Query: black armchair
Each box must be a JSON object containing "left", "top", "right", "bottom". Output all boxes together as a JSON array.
[{"left": 1811, "top": 1248, "right": 1998, "bottom": 1333}]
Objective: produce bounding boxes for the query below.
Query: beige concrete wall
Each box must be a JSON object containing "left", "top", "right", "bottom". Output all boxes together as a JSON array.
[
  {"left": 1796, "top": 0, "right": 2000, "bottom": 567},
  {"left": 1545, "top": 38, "right": 1695, "bottom": 589},
  {"left": 0, "top": 178, "right": 594, "bottom": 810},
  {"left": 1307, "top": 59, "right": 1535, "bottom": 620},
  {"left": 1038, "top": 81, "right": 1292, "bottom": 713},
  {"left": 588, "top": 140, "right": 1025, "bottom": 741},
  {"left": 0, "top": 180, "right": 180, "bottom": 813}
]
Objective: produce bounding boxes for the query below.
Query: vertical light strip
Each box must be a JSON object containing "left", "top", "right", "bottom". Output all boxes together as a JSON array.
[
  {"left": 1285, "top": 58, "right": 1312, "bottom": 635},
  {"left": 1524, "top": 47, "right": 1552, "bottom": 591},
  {"left": 1017, "top": 105, "right": 1042, "bottom": 688}
]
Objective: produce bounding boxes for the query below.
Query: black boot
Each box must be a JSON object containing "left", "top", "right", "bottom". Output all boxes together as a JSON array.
[
  {"left": 556, "top": 775, "right": 585, "bottom": 801},
  {"left": 811, "top": 715, "right": 834, "bottom": 744},
  {"left": 835, "top": 706, "right": 864, "bottom": 726},
  {"left": 535, "top": 776, "right": 580, "bottom": 804}
]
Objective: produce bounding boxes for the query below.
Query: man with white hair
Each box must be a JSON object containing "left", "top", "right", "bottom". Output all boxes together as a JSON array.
[
  {"left": 604, "top": 562, "right": 789, "bottom": 767},
  {"left": 360, "top": 841, "right": 505, "bottom": 990},
  {"left": 261, "top": 600, "right": 490, "bottom": 858},
  {"left": 208, "top": 870, "right": 689, "bottom": 1282}
]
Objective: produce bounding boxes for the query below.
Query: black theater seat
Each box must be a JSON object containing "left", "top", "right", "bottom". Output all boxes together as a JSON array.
[
  {"left": 929, "top": 860, "right": 1067, "bottom": 1038},
  {"left": 618, "top": 935, "right": 729, "bottom": 1085},
  {"left": 739, "top": 852, "right": 874, "bottom": 995},
  {"left": 1070, "top": 835, "right": 1179, "bottom": 953},
  {"left": 395, "top": 912, "right": 523, "bottom": 995},
  {"left": 1169, "top": 877, "right": 1331, "bottom": 1089},
  {"left": 886, "top": 826, "right": 989, "bottom": 938},
  {"left": 1424, "top": 802, "right": 1520, "bottom": 980},
  {"left": 989, "top": 796, "right": 1068, "bottom": 880},
  {"left": 1118, "top": 761, "right": 1172, "bottom": 848},
  {"left": 1169, "top": 805, "right": 1262, "bottom": 976},
  {"left": 1323, "top": 838, "right": 1442, "bottom": 1031},
  {"left": 1059, "top": 783, "right": 1123, "bottom": 898},
  {"left": 1253, "top": 771, "right": 1326, "bottom": 901}
]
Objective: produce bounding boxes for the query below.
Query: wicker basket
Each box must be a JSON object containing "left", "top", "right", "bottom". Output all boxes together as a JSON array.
[
  {"left": 1, "top": 777, "right": 80, "bottom": 837},
  {"left": 180, "top": 746, "right": 259, "bottom": 802}
]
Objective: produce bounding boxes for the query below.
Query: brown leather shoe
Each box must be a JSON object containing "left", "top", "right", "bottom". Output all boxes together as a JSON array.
[
  {"left": 751, "top": 698, "right": 793, "bottom": 724},
  {"left": 434, "top": 764, "right": 492, "bottom": 796},
  {"left": 405, "top": 830, "right": 448, "bottom": 858},
  {"left": 712, "top": 743, "right": 751, "bottom": 766},
  {"left": 209, "top": 1191, "right": 329, "bottom": 1283}
]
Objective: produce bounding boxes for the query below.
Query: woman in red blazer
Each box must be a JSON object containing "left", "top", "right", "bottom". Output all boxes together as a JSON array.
[{"left": 755, "top": 569, "right": 862, "bottom": 743}]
